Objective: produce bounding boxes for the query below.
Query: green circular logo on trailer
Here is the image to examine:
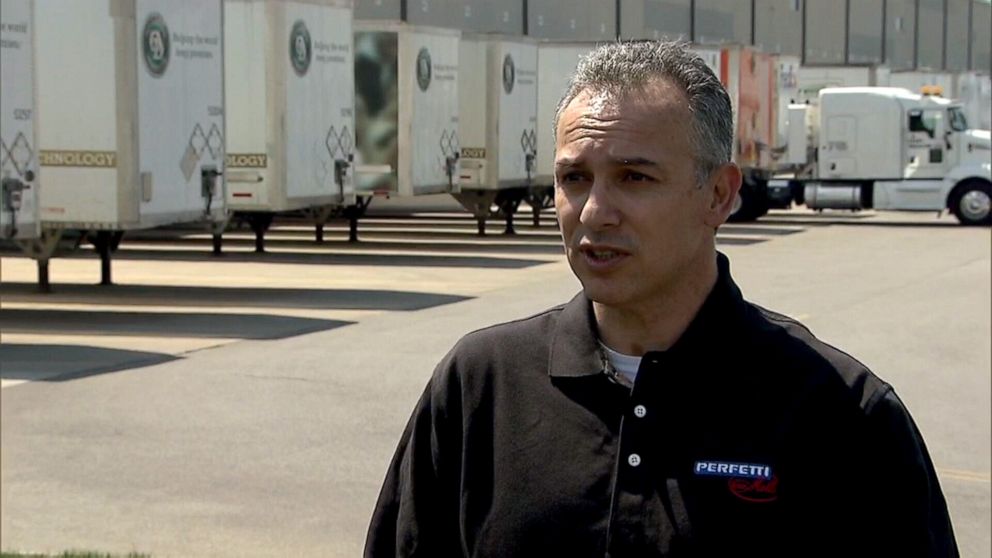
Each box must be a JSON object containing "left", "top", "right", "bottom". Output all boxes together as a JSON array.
[
  {"left": 416, "top": 48, "right": 432, "bottom": 91},
  {"left": 142, "top": 13, "right": 171, "bottom": 77},
  {"left": 290, "top": 20, "right": 312, "bottom": 76},
  {"left": 502, "top": 53, "right": 515, "bottom": 94}
]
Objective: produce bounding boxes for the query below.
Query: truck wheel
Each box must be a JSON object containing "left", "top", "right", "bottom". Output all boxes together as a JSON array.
[
  {"left": 949, "top": 180, "right": 992, "bottom": 226},
  {"left": 727, "top": 181, "right": 769, "bottom": 223}
]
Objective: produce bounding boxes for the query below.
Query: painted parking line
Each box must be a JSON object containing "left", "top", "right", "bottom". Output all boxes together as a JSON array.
[{"left": 937, "top": 468, "right": 992, "bottom": 483}]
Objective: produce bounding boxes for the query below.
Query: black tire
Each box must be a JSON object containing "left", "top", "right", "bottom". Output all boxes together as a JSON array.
[
  {"left": 727, "top": 177, "right": 770, "bottom": 222},
  {"left": 949, "top": 180, "right": 992, "bottom": 226}
]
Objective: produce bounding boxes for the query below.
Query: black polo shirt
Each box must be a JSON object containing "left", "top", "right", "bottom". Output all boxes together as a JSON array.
[{"left": 366, "top": 254, "right": 958, "bottom": 557}]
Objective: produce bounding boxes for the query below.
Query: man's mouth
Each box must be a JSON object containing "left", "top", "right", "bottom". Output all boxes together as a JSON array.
[
  {"left": 585, "top": 249, "right": 623, "bottom": 261},
  {"left": 578, "top": 244, "right": 630, "bottom": 266}
]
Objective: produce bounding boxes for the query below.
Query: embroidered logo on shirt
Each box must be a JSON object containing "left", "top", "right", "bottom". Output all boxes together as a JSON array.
[
  {"left": 728, "top": 475, "right": 779, "bottom": 503},
  {"left": 693, "top": 460, "right": 772, "bottom": 480}
]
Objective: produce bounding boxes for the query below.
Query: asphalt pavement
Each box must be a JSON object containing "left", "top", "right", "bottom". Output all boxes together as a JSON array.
[{"left": 1, "top": 208, "right": 989, "bottom": 557}]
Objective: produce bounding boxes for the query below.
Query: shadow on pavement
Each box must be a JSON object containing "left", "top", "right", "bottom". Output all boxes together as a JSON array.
[
  {"left": 757, "top": 213, "right": 963, "bottom": 228},
  {"left": 717, "top": 225, "right": 805, "bottom": 236},
  {"left": 57, "top": 249, "right": 550, "bottom": 269},
  {"left": 124, "top": 234, "right": 567, "bottom": 255},
  {"left": 715, "top": 237, "right": 766, "bottom": 246},
  {"left": 0, "top": 309, "right": 353, "bottom": 340},
  {"left": 129, "top": 223, "right": 565, "bottom": 242},
  {"left": 0, "top": 343, "right": 180, "bottom": 382},
  {"left": 0, "top": 284, "right": 472, "bottom": 311}
]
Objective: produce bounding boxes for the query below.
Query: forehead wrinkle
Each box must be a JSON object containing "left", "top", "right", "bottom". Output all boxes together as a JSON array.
[
  {"left": 559, "top": 86, "right": 688, "bottom": 143},
  {"left": 559, "top": 110, "right": 660, "bottom": 146}
]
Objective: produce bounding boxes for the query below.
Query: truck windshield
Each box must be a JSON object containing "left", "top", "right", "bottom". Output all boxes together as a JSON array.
[{"left": 948, "top": 107, "right": 969, "bottom": 131}]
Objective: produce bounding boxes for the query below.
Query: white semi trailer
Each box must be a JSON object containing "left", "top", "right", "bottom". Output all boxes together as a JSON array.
[
  {"left": 33, "top": 0, "right": 227, "bottom": 288},
  {"left": 353, "top": 22, "right": 460, "bottom": 240},
  {"left": 769, "top": 87, "right": 991, "bottom": 225},
  {"left": 224, "top": 0, "right": 356, "bottom": 251},
  {"left": 455, "top": 34, "right": 538, "bottom": 235},
  {"left": 1, "top": 0, "right": 41, "bottom": 244},
  {"left": 533, "top": 41, "right": 599, "bottom": 226}
]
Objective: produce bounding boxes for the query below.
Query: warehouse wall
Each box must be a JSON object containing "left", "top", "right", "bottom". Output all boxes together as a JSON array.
[
  {"left": 945, "top": 0, "right": 970, "bottom": 71},
  {"left": 528, "top": 0, "right": 615, "bottom": 40},
  {"left": 916, "top": 0, "right": 945, "bottom": 70},
  {"left": 848, "top": 0, "right": 884, "bottom": 64},
  {"left": 885, "top": 0, "right": 916, "bottom": 70},
  {"left": 619, "top": 0, "right": 691, "bottom": 41},
  {"left": 804, "top": 0, "right": 846, "bottom": 64},
  {"left": 972, "top": 1, "right": 992, "bottom": 72},
  {"left": 753, "top": 0, "right": 802, "bottom": 56},
  {"left": 353, "top": 0, "right": 990, "bottom": 73},
  {"left": 693, "top": 0, "right": 751, "bottom": 45}
]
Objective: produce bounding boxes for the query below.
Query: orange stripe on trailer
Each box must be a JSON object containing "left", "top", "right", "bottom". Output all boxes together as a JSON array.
[{"left": 720, "top": 48, "right": 729, "bottom": 86}]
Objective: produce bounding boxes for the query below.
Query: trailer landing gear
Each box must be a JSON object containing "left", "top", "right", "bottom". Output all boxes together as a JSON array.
[
  {"left": 209, "top": 216, "right": 230, "bottom": 256},
  {"left": 495, "top": 190, "right": 524, "bottom": 235},
  {"left": 242, "top": 213, "right": 275, "bottom": 253},
  {"left": 525, "top": 187, "right": 553, "bottom": 227},
  {"left": 342, "top": 197, "right": 372, "bottom": 242},
  {"left": 16, "top": 228, "right": 66, "bottom": 293},
  {"left": 452, "top": 188, "right": 527, "bottom": 236},
  {"left": 87, "top": 230, "right": 124, "bottom": 286},
  {"left": 303, "top": 205, "right": 338, "bottom": 243}
]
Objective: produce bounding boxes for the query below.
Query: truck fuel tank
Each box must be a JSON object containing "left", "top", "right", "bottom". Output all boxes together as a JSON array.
[{"left": 803, "top": 182, "right": 868, "bottom": 210}]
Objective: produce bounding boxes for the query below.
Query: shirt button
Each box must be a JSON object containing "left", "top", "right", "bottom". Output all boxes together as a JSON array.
[
  {"left": 627, "top": 453, "right": 642, "bottom": 467},
  {"left": 633, "top": 404, "right": 647, "bottom": 418}
]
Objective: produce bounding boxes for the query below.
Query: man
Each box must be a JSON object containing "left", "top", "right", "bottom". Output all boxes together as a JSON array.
[{"left": 366, "top": 41, "right": 957, "bottom": 557}]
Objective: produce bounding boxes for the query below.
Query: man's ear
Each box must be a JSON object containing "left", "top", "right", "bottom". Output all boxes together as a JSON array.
[{"left": 704, "top": 163, "right": 743, "bottom": 228}]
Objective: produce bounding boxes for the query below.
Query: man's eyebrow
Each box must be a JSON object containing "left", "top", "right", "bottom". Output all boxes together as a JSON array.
[
  {"left": 554, "top": 157, "right": 662, "bottom": 168},
  {"left": 616, "top": 157, "right": 661, "bottom": 168}
]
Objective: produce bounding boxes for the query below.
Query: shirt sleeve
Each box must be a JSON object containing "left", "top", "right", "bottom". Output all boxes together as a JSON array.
[
  {"left": 861, "top": 388, "right": 959, "bottom": 557},
  {"left": 364, "top": 366, "right": 464, "bottom": 557}
]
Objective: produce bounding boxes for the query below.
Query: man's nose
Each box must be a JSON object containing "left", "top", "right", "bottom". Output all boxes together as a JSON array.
[{"left": 578, "top": 178, "right": 620, "bottom": 230}]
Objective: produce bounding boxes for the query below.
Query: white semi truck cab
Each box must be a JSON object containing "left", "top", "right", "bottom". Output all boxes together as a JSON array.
[{"left": 774, "top": 87, "right": 991, "bottom": 225}]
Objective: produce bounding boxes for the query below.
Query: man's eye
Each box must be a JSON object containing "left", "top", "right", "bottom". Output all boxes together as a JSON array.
[
  {"left": 558, "top": 172, "right": 587, "bottom": 183},
  {"left": 624, "top": 171, "right": 653, "bottom": 182}
]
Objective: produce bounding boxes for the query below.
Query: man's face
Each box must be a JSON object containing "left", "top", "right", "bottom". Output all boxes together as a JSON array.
[{"left": 554, "top": 79, "right": 723, "bottom": 310}]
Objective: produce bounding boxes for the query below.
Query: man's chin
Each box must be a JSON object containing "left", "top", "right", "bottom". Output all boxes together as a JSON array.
[{"left": 580, "top": 282, "right": 628, "bottom": 307}]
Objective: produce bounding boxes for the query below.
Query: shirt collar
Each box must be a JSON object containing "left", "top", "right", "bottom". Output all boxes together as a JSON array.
[{"left": 547, "top": 252, "right": 747, "bottom": 378}]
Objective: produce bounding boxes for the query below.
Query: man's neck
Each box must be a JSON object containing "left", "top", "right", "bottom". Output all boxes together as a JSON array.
[{"left": 593, "top": 255, "right": 719, "bottom": 356}]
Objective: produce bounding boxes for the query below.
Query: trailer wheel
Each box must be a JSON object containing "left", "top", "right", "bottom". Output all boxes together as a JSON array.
[
  {"left": 727, "top": 178, "right": 769, "bottom": 223},
  {"left": 949, "top": 180, "right": 992, "bottom": 226}
]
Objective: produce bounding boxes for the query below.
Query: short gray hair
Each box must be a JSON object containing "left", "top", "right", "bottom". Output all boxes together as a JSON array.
[{"left": 553, "top": 41, "right": 733, "bottom": 186}]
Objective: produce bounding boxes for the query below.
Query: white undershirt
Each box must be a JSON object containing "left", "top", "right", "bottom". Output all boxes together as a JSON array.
[{"left": 599, "top": 342, "right": 643, "bottom": 386}]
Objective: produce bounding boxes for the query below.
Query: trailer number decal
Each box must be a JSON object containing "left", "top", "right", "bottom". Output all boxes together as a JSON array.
[
  {"left": 40, "top": 150, "right": 116, "bottom": 168},
  {"left": 142, "top": 13, "right": 170, "bottom": 78},
  {"left": 226, "top": 154, "right": 268, "bottom": 168},
  {"left": 290, "top": 20, "right": 312, "bottom": 77},
  {"left": 461, "top": 147, "right": 485, "bottom": 159}
]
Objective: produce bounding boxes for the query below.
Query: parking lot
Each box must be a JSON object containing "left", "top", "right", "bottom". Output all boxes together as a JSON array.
[{"left": 1, "top": 207, "right": 990, "bottom": 557}]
